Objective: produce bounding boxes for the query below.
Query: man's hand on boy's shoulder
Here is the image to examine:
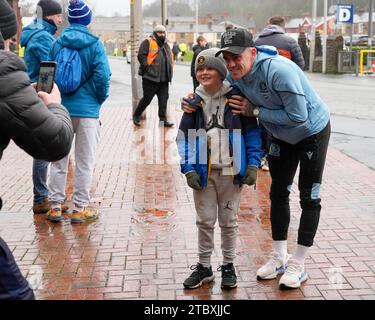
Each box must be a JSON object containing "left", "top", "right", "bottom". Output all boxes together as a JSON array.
[{"left": 228, "top": 95, "right": 258, "bottom": 117}]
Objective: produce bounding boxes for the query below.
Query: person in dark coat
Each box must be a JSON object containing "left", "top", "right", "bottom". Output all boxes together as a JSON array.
[
  {"left": 190, "top": 36, "right": 209, "bottom": 91},
  {"left": 0, "top": 0, "right": 73, "bottom": 300},
  {"left": 133, "top": 24, "right": 174, "bottom": 127},
  {"left": 172, "top": 42, "right": 180, "bottom": 62}
]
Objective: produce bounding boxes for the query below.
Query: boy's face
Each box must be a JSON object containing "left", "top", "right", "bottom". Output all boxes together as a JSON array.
[{"left": 196, "top": 67, "right": 223, "bottom": 89}]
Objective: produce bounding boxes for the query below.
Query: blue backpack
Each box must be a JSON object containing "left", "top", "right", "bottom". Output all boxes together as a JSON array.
[{"left": 55, "top": 47, "right": 82, "bottom": 95}]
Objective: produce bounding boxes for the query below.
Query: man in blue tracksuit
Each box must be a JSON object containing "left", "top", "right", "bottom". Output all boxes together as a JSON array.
[
  {"left": 217, "top": 28, "right": 330, "bottom": 289},
  {"left": 47, "top": 0, "right": 111, "bottom": 224},
  {"left": 20, "top": 0, "right": 63, "bottom": 215},
  {"left": 183, "top": 28, "right": 330, "bottom": 290}
]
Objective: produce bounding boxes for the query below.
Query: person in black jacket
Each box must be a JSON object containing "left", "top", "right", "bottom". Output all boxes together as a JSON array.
[
  {"left": 133, "top": 25, "right": 174, "bottom": 128},
  {"left": 0, "top": 0, "right": 73, "bottom": 300},
  {"left": 190, "top": 36, "right": 209, "bottom": 91}
]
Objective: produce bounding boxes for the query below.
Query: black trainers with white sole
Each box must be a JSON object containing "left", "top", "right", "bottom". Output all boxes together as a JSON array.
[
  {"left": 183, "top": 263, "right": 214, "bottom": 289},
  {"left": 218, "top": 263, "right": 237, "bottom": 289}
]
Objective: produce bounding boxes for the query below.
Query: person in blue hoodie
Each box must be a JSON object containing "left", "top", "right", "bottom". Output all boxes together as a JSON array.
[
  {"left": 183, "top": 28, "right": 331, "bottom": 290},
  {"left": 20, "top": 0, "right": 63, "bottom": 215},
  {"left": 47, "top": 0, "right": 111, "bottom": 224},
  {"left": 177, "top": 48, "right": 262, "bottom": 290}
]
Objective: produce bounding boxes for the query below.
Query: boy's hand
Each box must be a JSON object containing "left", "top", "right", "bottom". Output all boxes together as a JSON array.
[
  {"left": 228, "top": 95, "right": 257, "bottom": 117},
  {"left": 243, "top": 166, "right": 258, "bottom": 186},
  {"left": 31, "top": 83, "right": 62, "bottom": 106},
  {"left": 186, "top": 171, "right": 202, "bottom": 190},
  {"left": 181, "top": 93, "right": 197, "bottom": 113}
]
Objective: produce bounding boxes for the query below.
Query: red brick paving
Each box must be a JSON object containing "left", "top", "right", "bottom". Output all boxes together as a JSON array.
[{"left": 1, "top": 101, "right": 375, "bottom": 300}]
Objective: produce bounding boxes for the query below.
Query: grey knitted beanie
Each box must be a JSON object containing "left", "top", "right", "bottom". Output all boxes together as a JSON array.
[{"left": 195, "top": 48, "right": 228, "bottom": 79}]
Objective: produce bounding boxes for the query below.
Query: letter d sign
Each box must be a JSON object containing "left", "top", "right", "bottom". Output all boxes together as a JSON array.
[{"left": 336, "top": 4, "right": 354, "bottom": 24}]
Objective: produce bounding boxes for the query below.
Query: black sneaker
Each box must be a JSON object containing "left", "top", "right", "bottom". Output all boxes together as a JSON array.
[
  {"left": 133, "top": 115, "right": 141, "bottom": 126},
  {"left": 218, "top": 263, "right": 237, "bottom": 289},
  {"left": 183, "top": 263, "right": 215, "bottom": 289}
]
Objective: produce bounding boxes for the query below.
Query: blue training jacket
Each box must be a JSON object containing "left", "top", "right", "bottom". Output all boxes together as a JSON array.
[
  {"left": 229, "top": 45, "right": 330, "bottom": 145},
  {"left": 20, "top": 18, "right": 57, "bottom": 82},
  {"left": 49, "top": 24, "right": 111, "bottom": 118},
  {"left": 177, "top": 88, "right": 262, "bottom": 188}
]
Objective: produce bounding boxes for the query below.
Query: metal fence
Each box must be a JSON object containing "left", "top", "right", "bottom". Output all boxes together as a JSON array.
[{"left": 338, "top": 51, "right": 359, "bottom": 74}]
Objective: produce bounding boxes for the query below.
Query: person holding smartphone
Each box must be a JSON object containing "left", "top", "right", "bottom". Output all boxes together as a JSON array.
[
  {"left": 20, "top": 0, "right": 64, "bottom": 215},
  {"left": 0, "top": 0, "right": 73, "bottom": 300}
]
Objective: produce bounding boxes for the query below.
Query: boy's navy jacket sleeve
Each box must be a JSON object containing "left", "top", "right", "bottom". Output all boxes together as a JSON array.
[{"left": 177, "top": 112, "right": 196, "bottom": 174}]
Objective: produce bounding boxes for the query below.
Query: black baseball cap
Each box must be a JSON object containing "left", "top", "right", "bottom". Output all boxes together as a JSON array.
[{"left": 215, "top": 28, "right": 254, "bottom": 56}]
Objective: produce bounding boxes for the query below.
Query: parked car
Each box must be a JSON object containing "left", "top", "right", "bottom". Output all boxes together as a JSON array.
[{"left": 345, "top": 34, "right": 375, "bottom": 46}]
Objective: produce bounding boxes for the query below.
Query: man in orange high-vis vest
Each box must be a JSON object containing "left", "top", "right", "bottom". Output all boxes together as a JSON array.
[{"left": 133, "top": 24, "right": 174, "bottom": 127}]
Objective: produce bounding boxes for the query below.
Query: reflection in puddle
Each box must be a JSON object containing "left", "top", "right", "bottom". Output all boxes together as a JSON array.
[{"left": 130, "top": 207, "right": 177, "bottom": 233}]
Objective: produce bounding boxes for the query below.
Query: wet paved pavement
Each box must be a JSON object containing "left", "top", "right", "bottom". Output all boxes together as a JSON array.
[{"left": 1, "top": 74, "right": 375, "bottom": 300}]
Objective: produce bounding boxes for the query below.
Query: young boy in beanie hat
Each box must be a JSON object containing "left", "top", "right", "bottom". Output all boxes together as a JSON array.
[
  {"left": 20, "top": 0, "right": 63, "bottom": 215},
  {"left": 177, "top": 48, "right": 262, "bottom": 290},
  {"left": 47, "top": 0, "right": 111, "bottom": 223}
]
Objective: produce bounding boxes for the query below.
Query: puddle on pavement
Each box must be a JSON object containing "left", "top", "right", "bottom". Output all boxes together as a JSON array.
[{"left": 130, "top": 207, "right": 177, "bottom": 234}]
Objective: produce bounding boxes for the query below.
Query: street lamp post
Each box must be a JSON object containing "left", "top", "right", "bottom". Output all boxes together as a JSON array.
[
  {"left": 130, "top": 0, "right": 143, "bottom": 114},
  {"left": 161, "top": 0, "right": 167, "bottom": 26},
  {"left": 195, "top": 0, "right": 198, "bottom": 41},
  {"left": 322, "top": 0, "right": 328, "bottom": 73},
  {"left": 309, "top": 0, "right": 317, "bottom": 72},
  {"left": 369, "top": 0, "right": 373, "bottom": 48}
]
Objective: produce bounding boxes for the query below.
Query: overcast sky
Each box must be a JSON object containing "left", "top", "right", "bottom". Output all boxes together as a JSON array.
[{"left": 84, "top": 0, "right": 156, "bottom": 16}]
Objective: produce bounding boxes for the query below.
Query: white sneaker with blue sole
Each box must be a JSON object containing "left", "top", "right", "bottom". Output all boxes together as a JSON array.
[
  {"left": 279, "top": 259, "right": 308, "bottom": 289},
  {"left": 256, "top": 252, "right": 290, "bottom": 280}
]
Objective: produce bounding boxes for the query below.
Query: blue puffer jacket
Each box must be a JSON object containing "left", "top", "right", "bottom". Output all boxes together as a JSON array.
[
  {"left": 20, "top": 19, "right": 57, "bottom": 82},
  {"left": 177, "top": 88, "right": 262, "bottom": 188},
  {"left": 49, "top": 24, "right": 111, "bottom": 118}
]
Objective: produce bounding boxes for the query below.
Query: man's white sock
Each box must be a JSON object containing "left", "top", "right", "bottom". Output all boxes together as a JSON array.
[
  {"left": 292, "top": 244, "right": 310, "bottom": 264},
  {"left": 272, "top": 240, "right": 288, "bottom": 257}
]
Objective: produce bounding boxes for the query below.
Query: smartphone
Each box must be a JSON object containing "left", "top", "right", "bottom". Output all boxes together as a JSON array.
[{"left": 36, "top": 61, "right": 57, "bottom": 93}]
